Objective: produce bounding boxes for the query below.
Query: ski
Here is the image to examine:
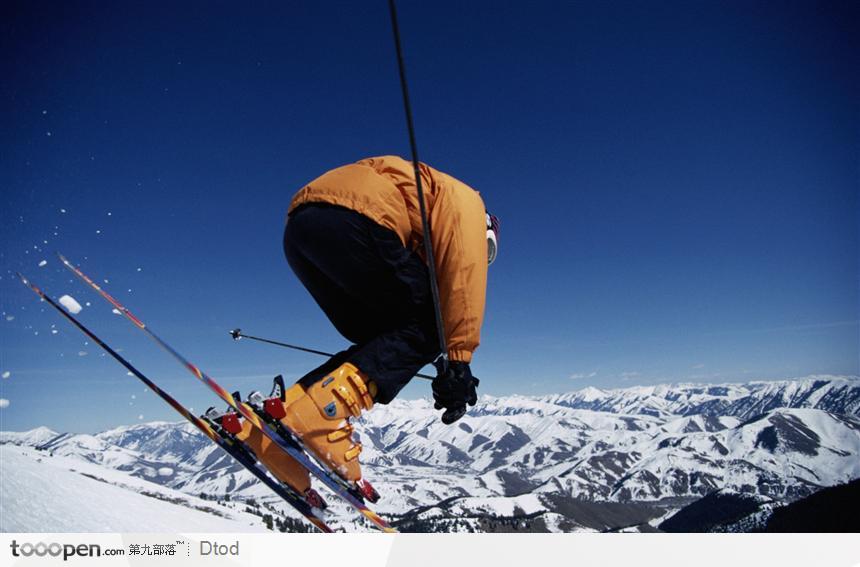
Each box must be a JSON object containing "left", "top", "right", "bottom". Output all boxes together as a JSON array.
[
  {"left": 16, "top": 272, "right": 333, "bottom": 533},
  {"left": 57, "top": 253, "right": 397, "bottom": 533}
]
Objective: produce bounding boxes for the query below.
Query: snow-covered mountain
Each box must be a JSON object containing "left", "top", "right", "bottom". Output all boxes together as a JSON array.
[
  {"left": 3, "top": 376, "right": 859, "bottom": 532},
  {"left": 539, "top": 376, "right": 860, "bottom": 419},
  {"left": 0, "top": 426, "right": 61, "bottom": 447}
]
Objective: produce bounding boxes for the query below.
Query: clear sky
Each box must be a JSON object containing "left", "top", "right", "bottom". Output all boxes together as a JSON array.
[{"left": 2, "top": 1, "right": 857, "bottom": 433}]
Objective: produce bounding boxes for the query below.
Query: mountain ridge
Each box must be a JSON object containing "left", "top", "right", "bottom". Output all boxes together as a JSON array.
[{"left": 3, "top": 375, "right": 859, "bottom": 532}]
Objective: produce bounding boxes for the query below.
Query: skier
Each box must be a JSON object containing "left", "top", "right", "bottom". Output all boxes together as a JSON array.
[{"left": 252, "top": 155, "right": 499, "bottom": 497}]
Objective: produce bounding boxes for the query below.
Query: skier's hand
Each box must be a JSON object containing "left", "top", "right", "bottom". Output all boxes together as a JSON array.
[{"left": 432, "top": 360, "right": 479, "bottom": 425}]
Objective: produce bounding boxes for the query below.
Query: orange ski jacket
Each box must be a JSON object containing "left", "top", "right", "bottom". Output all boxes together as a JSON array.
[{"left": 288, "top": 155, "right": 488, "bottom": 363}]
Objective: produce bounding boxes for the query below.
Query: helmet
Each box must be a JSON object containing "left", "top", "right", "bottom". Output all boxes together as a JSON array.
[{"left": 486, "top": 212, "right": 500, "bottom": 265}]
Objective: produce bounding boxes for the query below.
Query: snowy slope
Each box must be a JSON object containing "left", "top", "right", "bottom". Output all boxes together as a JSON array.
[{"left": 0, "top": 446, "right": 267, "bottom": 532}]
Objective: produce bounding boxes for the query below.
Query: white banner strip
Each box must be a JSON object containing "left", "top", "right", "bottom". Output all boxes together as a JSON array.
[{"left": 1, "top": 533, "right": 858, "bottom": 567}]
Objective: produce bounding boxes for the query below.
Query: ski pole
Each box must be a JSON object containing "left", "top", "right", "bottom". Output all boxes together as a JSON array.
[
  {"left": 388, "top": 0, "right": 449, "bottom": 374},
  {"left": 229, "top": 329, "right": 434, "bottom": 381}
]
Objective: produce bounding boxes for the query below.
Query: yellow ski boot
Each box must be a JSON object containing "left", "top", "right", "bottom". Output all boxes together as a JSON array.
[
  {"left": 205, "top": 399, "right": 326, "bottom": 511},
  {"left": 272, "top": 363, "right": 380, "bottom": 502}
]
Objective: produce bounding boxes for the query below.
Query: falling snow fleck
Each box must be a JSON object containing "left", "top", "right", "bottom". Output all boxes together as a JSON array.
[
  {"left": 60, "top": 209, "right": 67, "bottom": 214},
  {"left": 38, "top": 260, "right": 47, "bottom": 267},
  {"left": 78, "top": 351, "right": 88, "bottom": 357},
  {"left": 1, "top": 371, "right": 10, "bottom": 379},
  {"left": 58, "top": 295, "right": 83, "bottom": 314}
]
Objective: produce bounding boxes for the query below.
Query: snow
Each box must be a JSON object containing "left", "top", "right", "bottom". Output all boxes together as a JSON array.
[
  {"left": 58, "top": 295, "right": 83, "bottom": 314},
  {"left": 479, "top": 470, "right": 505, "bottom": 494},
  {"left": 0, "top": 427, "right": 59, "bottom": 446},
  {"left": 1, "top": 371, "right": 10, "bottom": 379},
  {"left": 112, "top": 309, "right": 122, "bottom": 316},
  {"left": 1, "top": 377, "right": 856, "bottom": 532},
  {"left": 0, "top": 446, "right": 266, "bottom": 532},
  {"left": 38, "top": 260, "right": 47, "bottom": 267},
  {"left": 450, "top": 494, "right": 545, "bottom": 517},
  {"left": 577, "top": 386, "right": 607, "bottom": 401},
  {"left": 0, "top": 399, "right": 9, "bottom": 409}
]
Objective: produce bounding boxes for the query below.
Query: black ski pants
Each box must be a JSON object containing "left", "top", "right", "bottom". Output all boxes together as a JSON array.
[{"left": 283, "top": 203, "right": 440, "bottom": 403}]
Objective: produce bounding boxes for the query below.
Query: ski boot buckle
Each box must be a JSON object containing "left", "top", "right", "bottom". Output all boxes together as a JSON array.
[
  {"left": 220, "top": 413, "right": 243, "bottom": 435},
  {"left": 264, "top": 397, "right": 287, "bottom": 420}
]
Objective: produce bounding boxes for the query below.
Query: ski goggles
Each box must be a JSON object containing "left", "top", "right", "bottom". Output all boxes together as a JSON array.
[{"left": 487, "top": 212, "right": 500, "bottom": 266}]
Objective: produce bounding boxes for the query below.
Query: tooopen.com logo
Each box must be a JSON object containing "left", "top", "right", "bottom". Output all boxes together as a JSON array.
[{"left": 10, "top": 540, "right": 103, "bottom": 561}]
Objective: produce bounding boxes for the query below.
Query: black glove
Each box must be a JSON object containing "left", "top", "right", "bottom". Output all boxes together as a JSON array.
[{"left": 432, "top": 360, "right": 479, "bottom": 425}]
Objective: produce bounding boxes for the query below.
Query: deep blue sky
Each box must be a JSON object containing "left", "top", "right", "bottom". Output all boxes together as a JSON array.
[{"left": 2, "top": 1, "right": 857, "bottom": 433}]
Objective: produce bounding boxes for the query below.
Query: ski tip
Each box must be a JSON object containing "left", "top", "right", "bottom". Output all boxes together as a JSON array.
[{"left": 230, "top": 328, "right": 242, "bottom": 340}]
